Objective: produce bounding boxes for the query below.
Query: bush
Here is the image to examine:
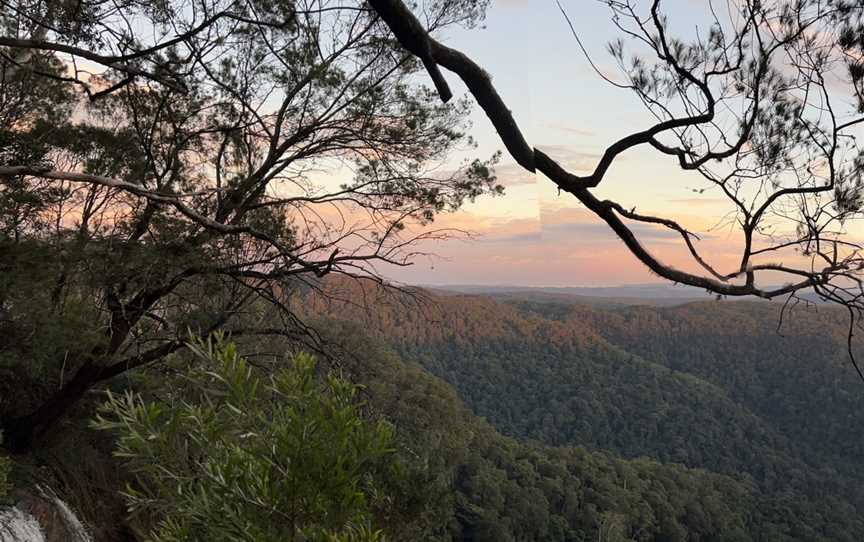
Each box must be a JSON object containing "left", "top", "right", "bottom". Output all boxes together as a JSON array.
[{"left": 93, "top": 337, "right": 395, "bottom": 542}]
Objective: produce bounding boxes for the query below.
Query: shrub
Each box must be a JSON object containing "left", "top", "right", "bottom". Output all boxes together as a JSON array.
[{"left": 94, "top": 337, "right": 395, "bottom": 542}]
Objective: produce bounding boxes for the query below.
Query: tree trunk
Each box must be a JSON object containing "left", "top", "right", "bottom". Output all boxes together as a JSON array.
[{"left": 2, "top": 361, "right": 101, "bottom": 454}]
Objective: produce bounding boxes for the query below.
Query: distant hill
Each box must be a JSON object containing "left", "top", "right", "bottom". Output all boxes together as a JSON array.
[
  {"left": 431, "top": 283, "right": 715, "bottom": 299},
  {"left": 428, "top": 283, "right": 827, "bottom": 308},
  {"left": 429, "top": 283, "right": 725, "bottom": 307}
]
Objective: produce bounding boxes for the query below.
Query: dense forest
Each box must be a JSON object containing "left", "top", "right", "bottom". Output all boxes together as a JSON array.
[
  {"left": 5, "top": 279, "right": 864, "bottom": 540},
  {"left": 300, "top": 278, "right": 864, "bottom": 541}
]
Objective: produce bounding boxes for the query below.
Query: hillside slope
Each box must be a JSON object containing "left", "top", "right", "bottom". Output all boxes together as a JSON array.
[
  {"left": 319, "top": 322, "right": 861, "bottom": 541},
  {"left": 301, "top": 278, "right": 864, "bottom": 539}
]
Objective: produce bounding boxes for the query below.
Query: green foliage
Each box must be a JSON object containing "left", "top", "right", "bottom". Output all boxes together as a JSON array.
[
  {"left": 93, "top": 337, "right": 395, "bottom": 542},
  {"left": 0, "top": 240, "right": 103, "bottom": 384}
]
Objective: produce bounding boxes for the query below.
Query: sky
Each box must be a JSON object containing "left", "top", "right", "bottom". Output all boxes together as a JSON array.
[
  {"left": 384, "top": 0, "right": 748, "bottom": 287},
  {"left": 42, "top": 1, "right": 864, "bottom": 289}
]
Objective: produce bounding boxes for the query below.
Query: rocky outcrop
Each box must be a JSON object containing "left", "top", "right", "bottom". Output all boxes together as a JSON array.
[
  {"left": 0, "top": 486, "right": 92, "bottom": 542},
  {"left": 0, "top": 507, "right": 44, "bottom": 542}
]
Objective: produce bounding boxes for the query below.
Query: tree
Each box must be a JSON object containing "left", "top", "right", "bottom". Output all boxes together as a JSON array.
[
  {"left": 367, "top": 0, "right": 864, "bottom": 375},
  {"left": 93, "top": 337, "right": 396, "bottom": 542},
  {"left": 0, "top": 0, "right": 499, "bottom": 451},
  {"left": 597, "top": 511, "right": 630, "bottom": 542}
]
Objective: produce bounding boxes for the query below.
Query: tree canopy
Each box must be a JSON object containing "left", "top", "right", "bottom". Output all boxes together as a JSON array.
[{"left": 0, "top": 0, "right": 499, "bottom": 450}]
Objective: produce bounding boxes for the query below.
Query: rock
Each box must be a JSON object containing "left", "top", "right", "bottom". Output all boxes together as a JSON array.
[
  {"left": 0, "top": 507, "right": 45, "bottom": 542},
  {"left": 0, "top": 487, "right": 92, "bottom": 542}
]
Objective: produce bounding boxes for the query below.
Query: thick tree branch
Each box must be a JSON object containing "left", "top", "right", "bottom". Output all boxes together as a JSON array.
[{"left": 366, "top": 0, "right": 832, "bottom": 300}]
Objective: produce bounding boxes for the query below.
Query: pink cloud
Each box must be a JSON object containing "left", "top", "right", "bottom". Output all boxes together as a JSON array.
[{"left": 387, "top": 204, "right": 746, "bottom": 286}]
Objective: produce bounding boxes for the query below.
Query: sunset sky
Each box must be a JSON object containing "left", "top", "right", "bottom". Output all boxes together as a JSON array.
[{"left": 386, "top": 0, "right": 745, "bottom": 287}]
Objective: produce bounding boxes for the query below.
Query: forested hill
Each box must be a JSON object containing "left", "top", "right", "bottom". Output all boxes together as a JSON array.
[
  {"left": 301, "top": 278, "right": 864, "bottom": 540},
  {"left": 513, "top": 298, "right": 864, "bottom": 471}
]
